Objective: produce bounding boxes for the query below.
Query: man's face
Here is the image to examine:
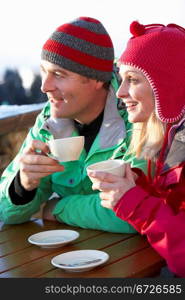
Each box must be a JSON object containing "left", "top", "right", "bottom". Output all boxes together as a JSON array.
[{"left": 40, "top": 60, "right": 102, "bottom": 122}]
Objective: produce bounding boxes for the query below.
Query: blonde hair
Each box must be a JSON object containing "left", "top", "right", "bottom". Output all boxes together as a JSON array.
[{"left": 129, "top": 111, "right": 165, "bottom": 160}]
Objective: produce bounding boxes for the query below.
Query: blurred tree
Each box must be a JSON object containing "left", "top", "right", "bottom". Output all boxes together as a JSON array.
[
  {"left": 29, "top": 74, "right": 47, "bottom": 103},
  {"left": 3, "top": 69, "right": 27, "bottom": 105},
  {"left": 0, "top": 70, "right": 47, "bottom": 105},
  {"left": 0, "top": 83, "right": 9, "bottom": 105}
]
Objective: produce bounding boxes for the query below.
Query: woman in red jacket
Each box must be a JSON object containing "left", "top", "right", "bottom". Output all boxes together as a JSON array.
[{"left": 87, "top": 21, "right": 185, "bottom": 277}]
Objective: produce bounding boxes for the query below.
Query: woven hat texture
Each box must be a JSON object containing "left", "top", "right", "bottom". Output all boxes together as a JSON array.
[
  {"left": 42, "top": 16, "right": 114, "bottom": 82},
  {"left": 120, "top": 21, "right": 185, "bottom": 123}
]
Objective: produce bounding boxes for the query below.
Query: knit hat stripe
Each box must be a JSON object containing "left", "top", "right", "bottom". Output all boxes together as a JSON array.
[
  {"left": 57, "top": 24, "right": 113, "bottom": 48},
  {"left": 41, "top": 16, "right": 114, "bottom": 81},
  {"left": 43, "top": 40, "right": 113, "bottom": 71},
  {"left": 52, "top": 32, "right": 113, "bottom": 60},
  {"left": 42, "top": 50, "right": 112, "bottom": 82},
  {"left": 71, "top": 19, "right": 108, "bottom": 34}
]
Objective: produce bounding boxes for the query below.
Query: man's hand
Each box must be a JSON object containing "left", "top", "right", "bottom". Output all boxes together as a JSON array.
[
  {"left": 19, "top": 140, "right": 64, "bottom": 191},
  {"left": 42, "top": 198, "right": 59, "bottom": 221}
]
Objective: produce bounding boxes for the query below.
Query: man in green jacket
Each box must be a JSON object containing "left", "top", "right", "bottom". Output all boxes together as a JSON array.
[{"left": 0, "top": 16, "right": 146, "bottom": 232}]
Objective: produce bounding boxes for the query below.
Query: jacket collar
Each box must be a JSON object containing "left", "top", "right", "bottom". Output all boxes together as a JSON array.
[
  {"left": 162, "top": 121, "right": 185, "bottom": 172},
  {"left": 41, "top": 86, "right": 126, "bottom": 149},
  {"left": 98, "top": 86, "right": 126, "bottom": 149}
]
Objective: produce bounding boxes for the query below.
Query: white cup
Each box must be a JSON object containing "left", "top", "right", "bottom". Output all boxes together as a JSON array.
[
  {"left": 48, "top": 136, "right": 84, "bottom": 162},
  {"left": 87, "top": 159, "right": 125, "bottom": 178}
]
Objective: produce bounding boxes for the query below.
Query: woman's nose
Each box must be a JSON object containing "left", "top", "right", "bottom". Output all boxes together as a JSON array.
[{"left": 116, "top": 81, "right": 128, "bottom": 99}]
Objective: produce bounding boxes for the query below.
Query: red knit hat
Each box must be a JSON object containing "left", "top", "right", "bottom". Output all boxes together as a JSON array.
[
  {"left": 41, "top": 16, "right": 114, "bottom": 82},
  {"left": 120, "top": 21, "right": 185, "bottom": 123}
]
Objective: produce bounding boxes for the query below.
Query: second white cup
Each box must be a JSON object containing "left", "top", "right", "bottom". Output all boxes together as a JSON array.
[{"left": 87, "top": 159, "right": 125, "bottom": 177}]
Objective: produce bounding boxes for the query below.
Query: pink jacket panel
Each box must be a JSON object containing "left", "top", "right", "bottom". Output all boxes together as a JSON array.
[{"left": 114, "top": 166, "right": 185, "bottom": 277}]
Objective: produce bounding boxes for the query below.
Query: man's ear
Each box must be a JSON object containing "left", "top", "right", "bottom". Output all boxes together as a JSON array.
[{"left": 95, "top": 80, "right": 104, "bottom": 90}]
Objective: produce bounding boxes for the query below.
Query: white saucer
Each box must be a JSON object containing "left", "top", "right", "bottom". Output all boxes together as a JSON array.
[
  {"left": 51, "top": 249, "right": 109, "bottom": 272},
  {"left": 28, "top": 230, "right": 79, "bottom": 248}
]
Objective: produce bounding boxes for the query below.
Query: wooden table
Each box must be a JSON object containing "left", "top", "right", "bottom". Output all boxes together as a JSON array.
[{"left": 0, "top": 218, "right": 165, "bottom": 278}]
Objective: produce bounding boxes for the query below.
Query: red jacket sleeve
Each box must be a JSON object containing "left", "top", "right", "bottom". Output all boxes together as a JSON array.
[{"left": 114, "top": 171, "right": 185, "bottom": 277}]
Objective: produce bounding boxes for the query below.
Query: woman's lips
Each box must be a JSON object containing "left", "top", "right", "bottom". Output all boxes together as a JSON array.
[{"left": 125, "top": 102, "right": 138, "bottom": 112}]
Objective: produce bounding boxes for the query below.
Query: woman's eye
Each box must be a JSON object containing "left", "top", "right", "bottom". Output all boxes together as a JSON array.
[{"left": 128, "top": 77, "right": 138, "bottom": 83}]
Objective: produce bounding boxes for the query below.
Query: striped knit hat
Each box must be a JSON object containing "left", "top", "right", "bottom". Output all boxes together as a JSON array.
[{"left": 41, "top": 16, "right": 114, "bottom": 82}]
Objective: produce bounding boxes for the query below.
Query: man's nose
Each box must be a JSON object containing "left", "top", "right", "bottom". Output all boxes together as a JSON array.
[{"left": 41, "top": 75, "right": 54, "bottom": 93}]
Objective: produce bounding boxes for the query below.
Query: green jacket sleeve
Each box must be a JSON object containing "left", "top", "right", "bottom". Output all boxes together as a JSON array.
[
  {"left": 0, "top": 105, "right": 53, "bottom": 224},
  {"left": 51, "top": 155, "right": 147, "bottom": 233},
  {"left": 51, "top": 142, "right": 147, "bottom": 233},
  {"left": 52, "top": 193, "right": 137, "bottom": 233}
]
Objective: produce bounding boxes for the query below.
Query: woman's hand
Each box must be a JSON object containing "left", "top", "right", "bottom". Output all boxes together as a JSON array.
[{"left": 87, "top": 164, "right": 136, "bottom": 209}]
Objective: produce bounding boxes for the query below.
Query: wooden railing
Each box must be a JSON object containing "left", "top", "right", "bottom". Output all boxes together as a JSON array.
[
  {"left": 0, "top": 109, "right": 42, "bottom": 175},
  {"left": 0, "top": 109, "right": 42, "bottom": 136}
]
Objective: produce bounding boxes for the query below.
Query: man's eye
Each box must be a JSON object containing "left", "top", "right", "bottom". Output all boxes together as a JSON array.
[
  {"left": 54, "top": 72, "right": 62, "bottom": 77},
  {"left": 40, "top": 67, "right": 46, "bottom": 75}
]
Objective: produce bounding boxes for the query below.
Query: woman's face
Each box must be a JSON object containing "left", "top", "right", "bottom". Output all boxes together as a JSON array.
[{"left": 117, "top": 64, "right": 155, "bottom": 123}]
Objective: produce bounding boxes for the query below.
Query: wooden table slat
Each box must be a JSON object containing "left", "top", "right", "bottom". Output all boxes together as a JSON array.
[
  {"left": 0, "top": 229, "right": 106, "bottom": 274},
  {"left": 0, "top": 219, "right": 165, "bottom": 278}
]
